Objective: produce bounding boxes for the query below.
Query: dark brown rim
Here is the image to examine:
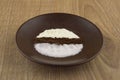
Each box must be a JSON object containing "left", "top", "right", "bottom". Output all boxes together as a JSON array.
[{"left": 16, "top": 13, "right": 103, "bottom": 66}]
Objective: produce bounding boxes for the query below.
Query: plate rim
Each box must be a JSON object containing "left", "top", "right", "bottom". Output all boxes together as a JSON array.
[{"left": 16, "top": 13, "right": 103, "bottom": 66}]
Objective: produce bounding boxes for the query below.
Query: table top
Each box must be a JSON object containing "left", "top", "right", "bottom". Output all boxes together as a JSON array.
[{"left": 0, "top": 0, "right": 120, "bottom": 80}]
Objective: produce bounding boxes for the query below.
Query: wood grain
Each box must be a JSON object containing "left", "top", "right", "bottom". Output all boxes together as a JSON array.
[{"left": 0, "top": 0, "right": 120, "bottom": 80}]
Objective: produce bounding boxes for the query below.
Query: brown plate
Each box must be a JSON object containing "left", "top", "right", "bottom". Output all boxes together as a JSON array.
[{"left": 16, "top": 13, "right": 103, "bottom": 66}]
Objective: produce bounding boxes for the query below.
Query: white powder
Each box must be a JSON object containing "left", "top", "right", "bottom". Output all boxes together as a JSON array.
[
  {"left": 34, "top": 43, "right": 83, "bottom": 58},
  {"left": 37, "top": 28, "right": 79, "bottom": 39}
]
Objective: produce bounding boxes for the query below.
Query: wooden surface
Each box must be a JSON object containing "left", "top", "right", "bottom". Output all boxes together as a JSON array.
[{"left": 0, "top": 0, "right": 120, "bottom": 80}]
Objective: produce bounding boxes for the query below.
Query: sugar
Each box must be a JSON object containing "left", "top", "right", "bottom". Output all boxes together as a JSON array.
[{"left": 34, "top": 43, "right": 83, "bottom": 58}]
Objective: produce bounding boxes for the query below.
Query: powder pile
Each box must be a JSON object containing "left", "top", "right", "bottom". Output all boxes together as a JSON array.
[
  {"left": 34, "top": 43, "right": 83, "bottom": 58},
  {"left": 36, "top": 28, "right": 79, "bottom": 39}
]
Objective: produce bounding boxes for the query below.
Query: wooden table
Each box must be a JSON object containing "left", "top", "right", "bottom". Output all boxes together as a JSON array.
[{"left": 0, "top": 0, "right": 120, "bottom": 80}]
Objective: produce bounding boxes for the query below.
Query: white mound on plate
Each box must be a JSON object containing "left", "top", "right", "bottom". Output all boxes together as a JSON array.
[
  {"left": 34, "top": 43, "right": 83, "bottom": 58},
  {"left": 36, "top": 28, "right": 79, "bottom": 39}
]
